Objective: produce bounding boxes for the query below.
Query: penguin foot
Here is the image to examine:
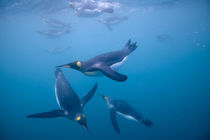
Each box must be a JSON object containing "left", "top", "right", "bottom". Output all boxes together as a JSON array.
[
  {"left": 141, "top": 119, "right": 154, "bottom": 128},
  {"left": 123, "top": 39, "right": 138, "bottom": 55}
]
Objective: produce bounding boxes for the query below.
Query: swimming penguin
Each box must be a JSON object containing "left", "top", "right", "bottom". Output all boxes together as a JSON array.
[
  {"left": 57, "top": 40, "right": 137, "bottom": 82},
  {"left": 99, "top": 94, "right": 154, "bottom": 133},
  {"left": 27, "top": 69, "right": 98, "bottom": 134},
  {"left": 98, "top": 15, "right": 128, "bottom": 31}
]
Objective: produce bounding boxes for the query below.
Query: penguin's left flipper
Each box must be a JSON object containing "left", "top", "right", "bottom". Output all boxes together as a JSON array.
[
  {"left": 110, "top": 108, "right": 120, "bottom": 133},
  {"left": 27, "top": 109, "right": 65, "bottom": 118},
  {"left": 100, "top": 66, "right": 127, "bottom": 82},
  {"left": 81, "top": 83, "right": 98, "bottom": 108}
]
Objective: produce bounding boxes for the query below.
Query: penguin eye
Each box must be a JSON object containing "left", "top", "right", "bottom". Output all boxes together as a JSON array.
[{"left": 76, "top": 61, "right": 82, "bottom": 68}]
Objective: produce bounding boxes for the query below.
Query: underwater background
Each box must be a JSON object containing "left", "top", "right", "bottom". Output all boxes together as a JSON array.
[{"left": 0, "top": 0, "right": 210, "bottom": 140}]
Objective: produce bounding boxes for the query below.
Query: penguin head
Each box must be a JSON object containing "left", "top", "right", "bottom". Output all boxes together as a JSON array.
[
  {"left": 98, "top": 94, "right": 109, "bottom": 101},
  {"left": 75, "top": 113, "right": 90, "bottom": 133},
  {"left": 57, "top": 61, "right": 83, "bottom": 71}
]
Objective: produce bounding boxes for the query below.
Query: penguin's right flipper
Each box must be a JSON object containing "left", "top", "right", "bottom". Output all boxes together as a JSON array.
[
  {"left": 110, "top": 108, "right": 120, "bottom": 133},
  {"left": 27, "top": 109, "right": 65, "bottom": 118},
  {"left": 81, "top": 83, "right": 98, "bottom": 109},
  {"left": 100, "top": 66, "right": 127, "bottom": 81}
]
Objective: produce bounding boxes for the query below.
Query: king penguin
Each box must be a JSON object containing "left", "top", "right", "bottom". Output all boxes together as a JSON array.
[
  {"left": 27, "top": 69, "right": 98, "bottom": 134},
  {"left": 99, "top": 94, "right": 154, "bottom": 133},
  {"left": 57, "top": 39, "right": 138, "bottom": 82}
]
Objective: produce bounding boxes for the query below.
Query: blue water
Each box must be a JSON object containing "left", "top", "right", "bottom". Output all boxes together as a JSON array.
[{"left": 0, "top": 0, "right": 210, "bottom": 140}]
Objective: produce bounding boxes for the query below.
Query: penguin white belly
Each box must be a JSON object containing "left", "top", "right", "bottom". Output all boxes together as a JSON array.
[
  {"left": 111, "top": 56, "right": 127, "bottom": 70},
  {"left": 83, "top": 71, "right": 103, "bottom": 77},
  {"left": 55, "top": 85, "right": 62, "bottom": 109},
  {"left": 107, "top": 101, "right": 114, "bottom": 108},
  {"left": 117, "top": 111, "right": 137, "bottom": 121},
  {"left": 83, "top": 56, "right": 127, "bottom": 77}
]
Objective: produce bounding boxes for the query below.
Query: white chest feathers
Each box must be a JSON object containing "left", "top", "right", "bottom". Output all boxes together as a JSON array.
[
  {"left": 117, "top": 112, "right": 137, "bottom": 121},
  {"left": 111, "top": 56, "right": 128, "bottom": 70},
  {"left": 55, "top": 84, "right": 61, "bottom": 109},
  {"left": 83, "top": 56, "right": 128, "bottom": 77},
  {"left": 83, "top": 71, "right": 103, "bottom": 76}
]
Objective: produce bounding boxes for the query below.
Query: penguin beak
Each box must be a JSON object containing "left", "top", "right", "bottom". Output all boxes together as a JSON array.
[
  {"left": 97, "top": 94, "right": 107, "bottom": 101},
  {"left": 56, "top": 64, "right": 71, "bottom": 68},
  {"left": 82, "top": 124, "right": 91, "bottom": 135}
]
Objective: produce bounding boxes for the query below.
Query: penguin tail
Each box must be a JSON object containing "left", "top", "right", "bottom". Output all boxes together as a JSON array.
[
  {"left": 122, "top": 39, "right": 138, "bottom": 55},
  {"left": 141, "top": 119, "right": 154, "bottom": 128}
]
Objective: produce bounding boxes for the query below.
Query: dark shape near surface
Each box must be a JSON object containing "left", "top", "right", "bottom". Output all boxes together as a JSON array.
[
  {"left": 44, "top": 46, "right": 71, "bottom": 54},
  {"left": 42, "top": 17, "right": 71, "bottom": 29},
  {"left": 27, "top": 69, "right": 98, "bottom": 134},
  {"left": 99, "top": 94, "right": 154, "bottom": 133},
  {"left": 98, "top": 15, "right": 128, "bottom": 31},
  {"left": 57, "top": 40, "right": 138, "bottom": 82},
  {"left": 156, "top": 34, "right": 170, "bottom": 41},
  {"left": 37, "top": 28, "right": 70, "bottom": 38},
  {"left": 38, "top": 17, "right": 71, "bottom": 38}
]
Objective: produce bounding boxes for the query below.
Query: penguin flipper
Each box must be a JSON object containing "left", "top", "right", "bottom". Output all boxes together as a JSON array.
[
  {"left": 27, "top": 109, "right": 65, "bottom": 118},
  {"left": 100, "top": 66, "right": 127, "bottom": 81},
  {"left": 81, "top": 83, "right": 98, "bottom": 108},
  {"left": 110, "top": 108, "right": 120, "bottom": 133}
]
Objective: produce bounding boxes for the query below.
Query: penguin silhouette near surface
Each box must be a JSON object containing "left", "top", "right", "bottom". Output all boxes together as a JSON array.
[
  {"left": 57, "top": 40, "right": 138, "bottom": 82},
  {"left": 27, "top": 69, "right": 98, "bottom": 134},
  {"left": 99, "top": 94, "right": 154, "bottom": 133}
]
